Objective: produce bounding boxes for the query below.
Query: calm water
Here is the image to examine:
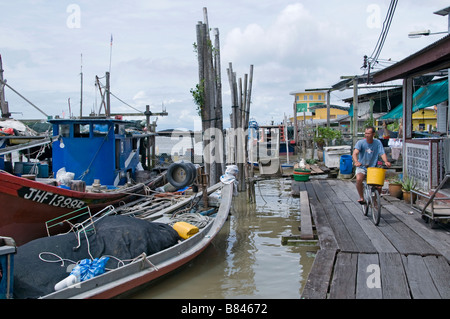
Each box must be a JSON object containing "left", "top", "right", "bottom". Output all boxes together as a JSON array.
[{"left": 130, "top": 178, "right": 318, "bottom": 299}]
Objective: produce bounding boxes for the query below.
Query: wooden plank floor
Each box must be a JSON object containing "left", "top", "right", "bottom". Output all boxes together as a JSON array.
[{"left": 299, "top": 179, "right": 450, "bottom": 299}]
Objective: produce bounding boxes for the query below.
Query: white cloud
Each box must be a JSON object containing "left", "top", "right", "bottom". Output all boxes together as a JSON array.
[{"left": 1, "top": 1, "right": 449, "bottom": 129}]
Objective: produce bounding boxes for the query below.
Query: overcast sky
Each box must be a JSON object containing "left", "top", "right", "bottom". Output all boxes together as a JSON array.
[{"left": 1, "top": 1, "right": 449, "bottom": 130}]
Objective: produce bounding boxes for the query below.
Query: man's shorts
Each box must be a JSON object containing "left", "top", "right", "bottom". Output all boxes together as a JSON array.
[{"left": 355, "top": 166, "right": 367, "bottom": 175}]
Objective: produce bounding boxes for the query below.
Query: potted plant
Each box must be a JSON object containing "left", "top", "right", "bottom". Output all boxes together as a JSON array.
[
  {"left": 388, "top": 177, "right": 403, "bottom": 199},
  {"left": 313, "top": 127, "right": 342, "bottom": 150},
  {"left": 401, "top": 176, "right": 417, "bottom": 203}
]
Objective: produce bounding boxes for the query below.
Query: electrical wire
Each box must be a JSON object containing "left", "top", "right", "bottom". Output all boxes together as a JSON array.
[
  {"left": 96, "top": 78, "right": 144, "bottom": 114},
  {"left": 374, "top": 0, "right": 396, "bottom": 58},
  {"left": 367, "top": 0, "right": 398, "bottom": 71}
]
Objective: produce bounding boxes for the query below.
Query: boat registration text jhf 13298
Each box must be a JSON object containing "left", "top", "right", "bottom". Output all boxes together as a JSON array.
[{"left": 18, "top": 187, "right": 86, "bottom": 209}]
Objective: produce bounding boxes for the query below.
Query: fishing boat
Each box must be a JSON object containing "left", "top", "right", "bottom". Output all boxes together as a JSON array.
[
  {"left": 11, "top": 181, "right": 234, "bottom": 299},
  {"left": 0, "top": 55, "right": 173, "bottom": 246},
  {"left": 0, "top": 117, "right": 166, "bottom": 246}
]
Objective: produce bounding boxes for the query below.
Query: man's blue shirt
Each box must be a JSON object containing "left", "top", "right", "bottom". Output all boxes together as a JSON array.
[{"left": 355, "top": 139, "right": 385, "bottom": 168}]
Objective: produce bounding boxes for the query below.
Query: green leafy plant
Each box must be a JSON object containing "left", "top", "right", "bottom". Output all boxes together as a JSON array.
[
  {"left": 401, "top": 176, "right": 417, "bottom": 191},
  {"left": 313, "top": 127, "right": 342, "bottom": 148},
  {"left": 388, "top": 176, "right": 402, "bottom": 185},
  {"left": 190, "top": 80, "right": 205, "bottom": 117},
  {"left": 363, "top": 114, "right": 375, "bottom": 131},
  {"left": 387, "top": 120, "right": 400, "bottom": 132}
]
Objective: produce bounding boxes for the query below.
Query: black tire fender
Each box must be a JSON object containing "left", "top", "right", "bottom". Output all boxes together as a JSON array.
[{"left": 166, "top": 161, "right": 196, "bottom": 189}]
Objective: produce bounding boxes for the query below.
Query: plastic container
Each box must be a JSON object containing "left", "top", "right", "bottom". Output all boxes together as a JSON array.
[
  {"left": 367, "top": 167, "right": 386, "bottom": 186},
  {"left": 293, "top": 169, "right": 311, "bottom": 182},
  {"left": 339, "top": 155, "right": 353, "bottom": 174},
  {"left": 13, "top": 162, "right": 24, "bottom": 176},
  {"left": 323, "top": 146, "right": 351, "bottom": 168},
  {"left": 173, "top": 222, "right": 199, "bottom": 239},
  {"left": 22, "top": 162, "right": 39, "bottom": 175},
  {"left": 0, "top": 237, "right": 16, "bottom": 299},
  {"left": 38, "top": 164, "right": 49, "bottom": 178},
  {"left": 54, "top": 274, "right": 79, "bottom": 291}
]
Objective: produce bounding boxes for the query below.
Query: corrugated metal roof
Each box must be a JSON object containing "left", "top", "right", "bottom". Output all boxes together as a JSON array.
[{"left": 373, "top": 34, "right": 450, "bottom": 83}]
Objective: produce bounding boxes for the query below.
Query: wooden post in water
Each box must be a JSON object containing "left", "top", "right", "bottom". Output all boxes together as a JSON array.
[
  {"left": 246, "top": 65, "right": 255, "bottom": 202},
  {"left": 227, "top": 65, "right": 243, "bottom": 191},
  {"left": 195, "top": 8, "right": 224, "bottom": 186},
  {"left": 213, "top": 28, "right": 225, "bottom": 178},
  {"left": 227, "top": 63, "right": 239, "bottom": 164},
  {"left": 226, "top": 64, "right": 254, "bottom": 194}
]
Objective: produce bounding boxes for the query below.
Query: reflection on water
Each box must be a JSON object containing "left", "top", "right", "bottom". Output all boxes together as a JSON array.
[{"left": 131, "top": 178, "right": 318, "bottom": 299}]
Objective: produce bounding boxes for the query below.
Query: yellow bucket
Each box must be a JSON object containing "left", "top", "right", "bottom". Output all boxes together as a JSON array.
[
  {"left": 173, "top": 222, "right": 199, "bottom": 239},
  {"left": 366, "top": 167, "right": 386, "bottom": 186}
]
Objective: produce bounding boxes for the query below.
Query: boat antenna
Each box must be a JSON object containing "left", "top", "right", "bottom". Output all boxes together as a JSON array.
[
  {"left": 68, "top": 98, "right": 72, "bottom": 118},
  {"left": 109, "top": 34, "right": 113, "bottom": 73},
  {"left": 80, "top": 53, "right": 83, "bottom": 118}
]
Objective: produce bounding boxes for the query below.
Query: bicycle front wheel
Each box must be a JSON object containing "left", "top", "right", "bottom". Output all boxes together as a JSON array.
[
  {"left": 370, "top": 188, "right": 381, "bottom": 225},
  {"left": 362, "top": 184, "right": 370, "bottom": 216}
]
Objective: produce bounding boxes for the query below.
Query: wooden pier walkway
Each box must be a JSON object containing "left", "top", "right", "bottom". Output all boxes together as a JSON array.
[{"left": 297, "top": 179, "right": 450, "bottom": 299}]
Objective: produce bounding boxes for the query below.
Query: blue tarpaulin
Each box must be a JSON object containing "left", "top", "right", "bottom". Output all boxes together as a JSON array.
[
  {"left": 70, "top": 257, "right": 109, "bottom": 282},
  {"left": 380, "top": 80, "right": 448, "bottom": 120}
]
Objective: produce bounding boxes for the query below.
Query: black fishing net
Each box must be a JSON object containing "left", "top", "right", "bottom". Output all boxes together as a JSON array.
[{"left": 13, "top": 215, "right": 180, "bottom": 299}]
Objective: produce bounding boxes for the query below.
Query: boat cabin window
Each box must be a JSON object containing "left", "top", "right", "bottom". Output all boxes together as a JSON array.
[
  {"left": 115, "top": 124, "right": 125, "bottom": 135},
  {"left": 93, "top": 124, "right": 109, "bottom": 137},
  {"left": 59, "top": 124, "right": 70, "bottom": 138},
  {"left": 74, "top": 124, "right": 90, "bottom": 138}
]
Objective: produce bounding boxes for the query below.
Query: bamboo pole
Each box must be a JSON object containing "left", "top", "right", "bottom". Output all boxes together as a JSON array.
[
  {"left": 195, "top": 9, "right": 225, "bottom": 186},
  {"left": 226, "top": 64, "right": 255, "bottom": 193},
  {"left": 246, "top": 65, "right": 254, "bottom": 126},
  {"left": 245, "top": 67, "right": 255, "bottom": 201},
  {"left": 227, "top": 63, "right": 238, "bottom": 164},
  {"left": 213, "top": 28, "right": 225, "bottom": 180}
]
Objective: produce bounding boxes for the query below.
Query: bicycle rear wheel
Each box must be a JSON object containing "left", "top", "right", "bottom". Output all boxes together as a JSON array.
[{"left": 370, "top": 188, "right": 381, "bottom": 225}]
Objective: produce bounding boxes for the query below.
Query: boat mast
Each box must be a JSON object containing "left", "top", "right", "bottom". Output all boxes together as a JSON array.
[
  {"left": 106, "top": 71, "right": 111, "bottom": 117},
  {"left": 0, "top": 54, "right": 10, "bottom": 118}
]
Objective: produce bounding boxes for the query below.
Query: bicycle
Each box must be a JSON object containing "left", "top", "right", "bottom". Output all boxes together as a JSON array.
[
  {"left": 360, "top": 166, "right": 386, "bottom": 226},
  {"left": 361, "top": 180, "right": 382, "bottom": 225}
]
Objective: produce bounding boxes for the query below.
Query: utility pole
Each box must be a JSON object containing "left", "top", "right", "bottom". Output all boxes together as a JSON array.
[
  {"left": 304, "top": 87, "right": 333, "bottom": 128},
  {"left": 293, "top": 102, "right": 298, "bottom": 153},
  {"left": 353, "top": 77, "right": 359, "bottom": 145},
  {"left": 326, "top": 90, "right": 331, "bottom": 128}
]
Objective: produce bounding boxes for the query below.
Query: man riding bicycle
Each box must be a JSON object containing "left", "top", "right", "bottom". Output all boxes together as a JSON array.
[{"left": 352, "top": 126, "right": 391, "bottom": 204}]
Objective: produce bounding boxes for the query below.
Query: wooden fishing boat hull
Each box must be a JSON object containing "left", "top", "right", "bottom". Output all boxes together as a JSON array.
[
  {"left": 41, "top": 182, "right": 233, "bottom": 299},
  {"left": 0, "top": 171, "right": 165, "bottom": 246}
]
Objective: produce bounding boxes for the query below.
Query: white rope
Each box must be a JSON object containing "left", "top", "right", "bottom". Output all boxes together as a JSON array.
[
  {"left": 39, "top": 214, "right": 160, "bottom": 273},
  {"left": 169, "top": 212, "right": 211, "bottom": 228},
  {"left": 38, "top": 252, "right": 77, "bottom": 268}
]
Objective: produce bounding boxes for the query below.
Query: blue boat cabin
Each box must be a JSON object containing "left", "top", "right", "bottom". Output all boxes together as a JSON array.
[{"left": 50, "top": 118, "right": 147, "bottom": 187}]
